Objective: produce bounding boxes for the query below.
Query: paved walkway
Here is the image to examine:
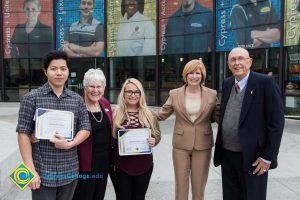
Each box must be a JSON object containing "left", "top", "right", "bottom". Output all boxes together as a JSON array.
[{"left": 0, "top": 103, "right": 300, "bottom": 200}]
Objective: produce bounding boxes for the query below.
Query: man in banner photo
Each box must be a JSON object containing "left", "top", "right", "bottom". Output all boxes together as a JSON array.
[
  {"left": 17, "top": 51, "right": 91, "bottom": 200},
  {"left": 162, "top": 0, "right": 213, "bottom": 54},
  {"left": 61, "top": 0, "right": 104, "bottom": 57},
  {"left": 230, "top": 0, "right": 280, "bottom": 48}
]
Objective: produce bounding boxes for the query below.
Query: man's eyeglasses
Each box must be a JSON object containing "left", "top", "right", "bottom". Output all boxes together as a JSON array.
[
  {"left": 124, "top": 90, "right": 141, "bottom": 96},
  {"left": 229, "top": 56, "right": 250, "bottom": 64}
]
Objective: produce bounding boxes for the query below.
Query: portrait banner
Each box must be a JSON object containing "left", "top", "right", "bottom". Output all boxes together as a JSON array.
[
  {"left": 159, "top": 0, "right": 213, "bottom": 55},
  {"left": 106, "top": 0, "right": 156, "bottom": 57},
  {"left": 55, "top": 0, "right": 105, "bottom": 57},
  {"left": 284, "top": 0, "right": 300, "bottom": 46},
  {"left": 2, "top": 0, "right": 53, "bottom": 58},
  {"left": 216, "top": 0, "right": 281, "bottom": 52}
]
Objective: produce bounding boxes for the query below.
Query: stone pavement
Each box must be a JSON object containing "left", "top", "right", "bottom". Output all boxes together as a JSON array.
[{"left": 0, "top": 103, "right": 300, "bottom": 200}]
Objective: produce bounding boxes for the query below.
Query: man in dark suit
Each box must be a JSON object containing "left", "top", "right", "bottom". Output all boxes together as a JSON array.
[{"left": 213, "top": 47, "right": 284, "bottom": 200}]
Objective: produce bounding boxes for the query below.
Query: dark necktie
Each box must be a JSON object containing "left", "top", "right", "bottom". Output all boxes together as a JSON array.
[{"left": 235, "top": 83, "right": 240, "bottom": 93}]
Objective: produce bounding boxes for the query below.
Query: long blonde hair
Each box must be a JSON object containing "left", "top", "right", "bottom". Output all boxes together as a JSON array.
[{"left": 112, "top": 78, "right": 160, "bottom": 139}]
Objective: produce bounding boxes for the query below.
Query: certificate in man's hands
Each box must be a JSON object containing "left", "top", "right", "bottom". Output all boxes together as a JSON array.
[
  {"left": 118, "top": 128, "right": 152, "bottom": 156},
  {"left": 35, "top": 108, "right": 74, "bottom": 141}
]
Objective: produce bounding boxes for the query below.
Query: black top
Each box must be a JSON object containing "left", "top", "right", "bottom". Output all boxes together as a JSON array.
[
  {"left": 89, "top": 106, "right": 111, "bottom": 153},
  {"left": 11, "top": 20, "right": 53, "bottom": 58}
]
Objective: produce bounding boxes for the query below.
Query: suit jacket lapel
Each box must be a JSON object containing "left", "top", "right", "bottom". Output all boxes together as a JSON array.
[
  {"left": 99, "top": 99, "right": 112, "bottom": 125},
  {"left": 194, "top": 86, "right": 208, "bottom": 123},
  {"left": 239, "top": 71, "right": 256, "bottom": 126},
  {"left": 176, "top": 85, "right": 193, "bottom": 124}
]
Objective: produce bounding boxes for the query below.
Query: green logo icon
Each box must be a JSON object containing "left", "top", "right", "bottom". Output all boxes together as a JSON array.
[{"left": 8, "top": 162, "right": 36, "bottom": 190}]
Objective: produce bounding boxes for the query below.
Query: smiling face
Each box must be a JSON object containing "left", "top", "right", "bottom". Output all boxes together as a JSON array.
[
  {"left": 124, "top": 0, "right": 139, "bottom": 19},
  {"left": 124, "top": 83, "right": 140, "bottom": 108},
  {"left": 84, "top": 81, "right": 105, "bottom": 104},
  {"left": 228, "top": 47, "right": 252, "bottom": 80},
  {"left": 187, "top": 68, "right": 202, "bottom": 86},
  {"left": 181, "top": 0, "right": 195, "bottom": 12},
  {"left": 24, "top": 2, "right": 41, "bottom": 23},
  {"left": 80, "top": 0, "right": 94, "bottom": 20}
]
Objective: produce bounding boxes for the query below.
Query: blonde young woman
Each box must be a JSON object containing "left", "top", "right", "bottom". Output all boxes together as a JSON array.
[
  {"left": 112, "top": 78, "right": 161, "bottom": 200},
  {"left": 156, "top": 59, "right": 218, "bottom": 200}
]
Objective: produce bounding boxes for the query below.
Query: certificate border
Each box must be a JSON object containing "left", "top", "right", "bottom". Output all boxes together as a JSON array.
[{"left": 117, "top": 128, "right": 152, "bottom": 156}]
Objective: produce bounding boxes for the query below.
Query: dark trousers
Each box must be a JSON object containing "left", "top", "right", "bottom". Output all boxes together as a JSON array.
[
  {"left": 32, "top": 179, "right": 77, "bottom": 200},
  {"left": 221, "top": 149, "right": 268, "bottom": 200},
  {"left": 109, "top": 165, "right": 120, "bottom": 200},
  {"left": 116, "top": 165, "right": 153, "bottom": 200},
  {"left": 73, "top": 151, "right": 110, "bottom": 200}
]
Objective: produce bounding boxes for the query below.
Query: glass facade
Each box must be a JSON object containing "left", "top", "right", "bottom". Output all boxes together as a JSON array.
[{"left": 0, "top": 0, "right": 300, "bottom": 117}]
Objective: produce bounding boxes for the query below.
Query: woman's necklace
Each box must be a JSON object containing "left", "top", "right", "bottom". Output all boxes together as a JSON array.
[{"left": 86, "top": 103, "right": 103, "bottom": 123}]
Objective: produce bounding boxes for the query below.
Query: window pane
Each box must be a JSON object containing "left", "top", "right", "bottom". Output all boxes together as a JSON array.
[
  {"left": 285, "top": 96, "right": 300, "bottom": 117},
  {"left": 108, "top": 56, "right": 156, "bottom": 105},
  {"left": 4, "top": 58, "right": 45, "bottom": 101},
  {"left": 286, "top": 46, "right": 300, "bottom": 96}
]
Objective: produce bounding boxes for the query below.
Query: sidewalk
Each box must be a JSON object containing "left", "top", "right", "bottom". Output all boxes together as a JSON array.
[{"left": 0, "top": 103, "right": 300, "bottom": 200}]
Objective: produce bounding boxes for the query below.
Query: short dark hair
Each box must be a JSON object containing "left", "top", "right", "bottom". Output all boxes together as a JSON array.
[
  {"left": 43, "top": 50, "right": 70, "bottom": 70},
  {"left": 121, "top": 0, "right": 144, "bottom": 16},
  {"left": 80, "top": 0, "right": 95, "bottom": 4}
]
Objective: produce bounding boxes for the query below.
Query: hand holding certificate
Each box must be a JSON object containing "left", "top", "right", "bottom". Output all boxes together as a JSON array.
[
  {"left": 35, "top": 108, "right": 74, "bottom": 141},
  {"left": 118, "top": 128, "right": 152, "bottom": 156}
]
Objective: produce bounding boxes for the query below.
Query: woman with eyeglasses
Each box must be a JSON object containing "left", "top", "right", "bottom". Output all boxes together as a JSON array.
[
  {"left": 73, "top": 68, "right": 113, "bottom": 200},
  {"left": 155, "top": 59, "right": 218, "bottom": 200},
  {"left": 10, "top": 0, "right": 53, "bottom": 58},
  {"left": 112, "top": 78, "right": 161, "bottom": 200}
]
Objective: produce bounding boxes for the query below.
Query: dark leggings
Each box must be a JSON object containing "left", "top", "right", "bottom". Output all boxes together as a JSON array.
[{"left": 116, "top": 165, "right": 153, "bottom": 200}]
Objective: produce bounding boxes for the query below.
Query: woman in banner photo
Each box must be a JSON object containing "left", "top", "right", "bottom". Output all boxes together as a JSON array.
[
  {"left": 73, "top": 69, "right": 113, "bottom": 200},
  {"left": 10, "top": 0, "right": 53, "bottom": 58},
  {"left": 155, "top": 59, "right": 218, "bottom": 200},
  {"left": 112, "top": 78, "right": 161, "bottom": 200},
  {"left": 117, "top": 0, "right": 156, "bottom": 56}
]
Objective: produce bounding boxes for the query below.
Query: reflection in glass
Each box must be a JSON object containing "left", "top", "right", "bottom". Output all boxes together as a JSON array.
[
  {"left": 285, "top": 96, "right": 300, "bottom": 117},
  {"left": 109, "top": 56, "right": 156, "bottom": 105},
  {"left": 286, "top": 46, "right": 300, "bottom": 96},
  {"left": 4, "top": 58, "right": 46, "bottom": 101}
]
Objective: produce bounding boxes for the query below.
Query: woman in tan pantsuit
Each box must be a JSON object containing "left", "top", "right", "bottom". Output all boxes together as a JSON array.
[{"left": 156, "top": 59, "right": 217, "bottom": 200}]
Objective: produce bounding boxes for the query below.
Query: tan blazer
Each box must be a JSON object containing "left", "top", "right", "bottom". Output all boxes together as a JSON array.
[{"left": 157, "top": 85, "right": 217, "bottom": 151}]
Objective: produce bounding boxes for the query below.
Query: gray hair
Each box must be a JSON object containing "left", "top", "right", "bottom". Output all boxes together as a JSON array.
[{"left": 83, "top": 68, "right": 106, "bottom": 87}]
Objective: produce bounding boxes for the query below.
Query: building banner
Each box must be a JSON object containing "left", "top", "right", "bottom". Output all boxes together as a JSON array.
[
  {"left": 107, "top": 0, "right": 156, "bottom": 57},
  {"left": 55, "top": 0, "right": 105, "bottom": 57},
  {"left": 159, "top": 0, "right": 213, "bottom": 55},
  {"left": 284, "top": 0, "right": 300, "bottom": 46},
  {"left": 2, "top": 0, "right": 53, "bottom": 58},
  {"left": 216, "top": 0, "right": 281, "bottom": 51}
]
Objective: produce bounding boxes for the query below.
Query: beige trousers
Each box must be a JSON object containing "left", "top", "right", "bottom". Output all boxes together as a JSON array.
[{"left": 173, "top": 147, "right": 212, "bottom": 200}]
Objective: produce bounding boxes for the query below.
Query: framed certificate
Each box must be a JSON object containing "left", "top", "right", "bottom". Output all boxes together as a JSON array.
[
  {"left": 35, "top": 108, "right": 74, "bottom": 141},
  {"left": 118, "top": 128, "right": 152, "bottom": 156}
]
